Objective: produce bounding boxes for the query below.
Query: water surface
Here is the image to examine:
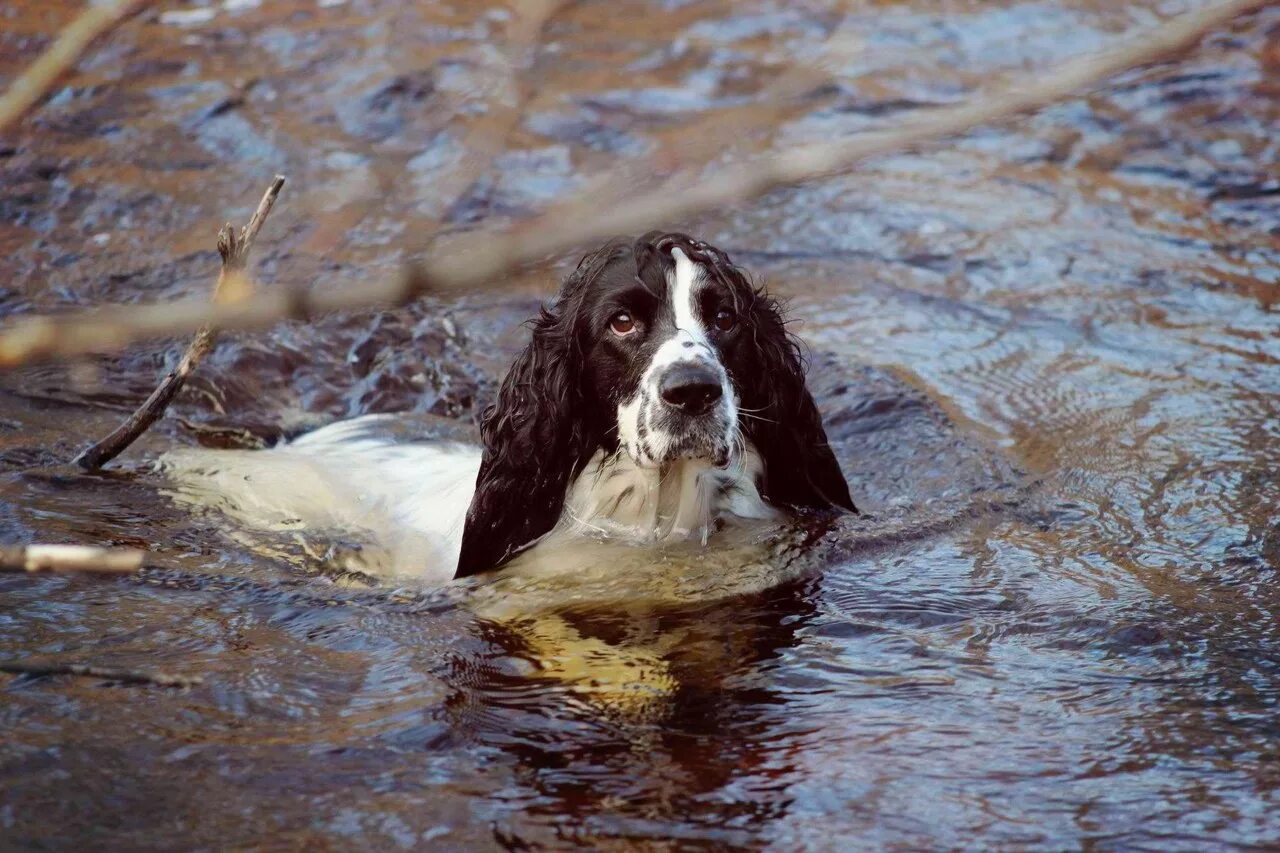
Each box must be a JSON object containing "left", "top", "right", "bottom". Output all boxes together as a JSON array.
[{"left": 1, "top": 0, "right": 1277, "bottom": 848}]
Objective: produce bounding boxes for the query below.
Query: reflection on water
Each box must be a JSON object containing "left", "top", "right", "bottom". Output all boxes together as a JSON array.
[{"left": 1, "top": 0, "right": 1278, "bottom": 847}]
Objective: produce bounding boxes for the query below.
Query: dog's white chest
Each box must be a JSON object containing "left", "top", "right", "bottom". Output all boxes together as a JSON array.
[{"left": 556, "top": 448, "right": 779, "bottom": 546}]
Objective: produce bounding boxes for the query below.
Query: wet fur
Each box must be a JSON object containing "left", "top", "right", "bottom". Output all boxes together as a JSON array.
[{"left": 458, "top": 232, "right": 854, "bottom": 576}]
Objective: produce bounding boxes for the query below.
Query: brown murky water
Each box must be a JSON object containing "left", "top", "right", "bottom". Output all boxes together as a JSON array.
[{"left": 2, "top": 0, "right": 1278, "bottom": 848}]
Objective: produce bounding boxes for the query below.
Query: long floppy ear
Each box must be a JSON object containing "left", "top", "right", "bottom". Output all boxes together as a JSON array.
[
  {"left": 455, "top": 306, "right": 591, "bottom": 577},
  {"left": 739, "top": 291, "right": 857, "bottom": 514},
  {"left": 455, "top": 242, "right": 630, "bottom": 578}
]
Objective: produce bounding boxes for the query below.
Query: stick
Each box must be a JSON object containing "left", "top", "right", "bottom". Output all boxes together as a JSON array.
[
  {"left": 0, "top": 544, "right": 145, "bottom": 574},
  {"left": 0, "top": 0, "right": 1264, "bottom": 366},
  {"left": 0, "top": 0, "right": 150, "bottom": 136},
  {"left": 74, "top": 176, "right": 285, "bottom": 469},
  {"left": 0, "top": 662, "right": 201, "bottom": 688}
]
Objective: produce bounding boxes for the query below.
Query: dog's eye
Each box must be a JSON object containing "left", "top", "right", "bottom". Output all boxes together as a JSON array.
[
  {"left": 609, "top": 311, "right": 636, "bottom": 336},
  {"left": 713, "top": 309, "right": 736, "bottom": 332}
]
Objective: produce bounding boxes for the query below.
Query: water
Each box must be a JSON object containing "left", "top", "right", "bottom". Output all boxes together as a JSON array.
[{"left": 1, "top": 0, "right": 1278, "bottom": 847}]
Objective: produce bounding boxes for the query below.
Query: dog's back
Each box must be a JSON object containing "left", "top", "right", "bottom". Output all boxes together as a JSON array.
[{"left": 160, "top": 415, "right": 481, "bottom": 583}]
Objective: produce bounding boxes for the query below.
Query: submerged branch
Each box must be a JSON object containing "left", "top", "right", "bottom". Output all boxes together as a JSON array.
[
  {"left": 0, "top": 0, "right": 1265, "bottom": 367},
  {"left": 0, "top": 544, "right": 145, "bottom": 574},
  {"left": 0, "top": 661, "right": 201, "bottom": 688},
  {"left": 74, "top": 176, "right": 285, "bottom": 469},
  {"left": 0, "top": 0, "right": 150, "bottom": 136}
]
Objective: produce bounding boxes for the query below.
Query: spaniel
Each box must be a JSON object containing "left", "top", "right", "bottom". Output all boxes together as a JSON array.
[{"left": 164, "top": 232, "right": 855, "bottom": 582}]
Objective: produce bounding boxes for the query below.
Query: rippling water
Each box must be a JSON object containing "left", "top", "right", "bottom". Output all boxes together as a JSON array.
[{"left": 1, "top": 0, "right": 1277, "bottom": 848}]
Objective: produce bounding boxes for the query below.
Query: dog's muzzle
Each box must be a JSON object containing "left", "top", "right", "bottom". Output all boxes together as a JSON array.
[{"left": 649, "top": 360, "right": 735, "bottom": 465}]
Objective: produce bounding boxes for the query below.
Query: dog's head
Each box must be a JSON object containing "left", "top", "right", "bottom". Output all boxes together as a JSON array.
[{"left": 457, "top": 232, "right": 854, "bottom": 576}]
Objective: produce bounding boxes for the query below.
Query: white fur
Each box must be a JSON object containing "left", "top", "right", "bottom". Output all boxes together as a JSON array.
[
  {"left": 557, "top": 446, "right": 777, "bottom": 546},
  {"left": 161, "top": 416, "right": 478, "bottom": 584},
  {"left": 617, "top": 392, "right": 646, "bottom": 464},
  {"left": 671, "top": 248, "right": 703, "bottom": 332},
  {"left": 161, "top": 413, "right": 776, "bottom": 583}
]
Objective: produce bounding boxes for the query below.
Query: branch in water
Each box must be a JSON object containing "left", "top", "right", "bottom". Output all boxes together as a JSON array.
[
  {"left": 0, "top": 0, "right": 150, "bottom": 135},
  {"left": 0, "top": 661, "right": 201, "bottom": 688},
  {"left": 0, "top": 544, "right": 145, "bottom": 574},
  {"left": 74, "top": 176, "right": 286, "bottom": 470},
  {"left": 0, "top": 0, "right": 1265, "bottom": 366}
]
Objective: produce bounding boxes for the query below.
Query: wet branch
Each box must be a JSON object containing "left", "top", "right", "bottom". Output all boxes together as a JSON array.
[
  {"left": 0, "top": 661, "right": 202, "bottom": 688},
  {"left": 0, "top": 544, "right": 144, "bottom": 574},
  {"left": 74, "top": 176, "right": 285, "bottom": 470},
  {"left": 0, "top": 0, "right": 1265, "bottom": 367},
  {"left": 0, "top": 0, "right": 150, "bottom": 136}
]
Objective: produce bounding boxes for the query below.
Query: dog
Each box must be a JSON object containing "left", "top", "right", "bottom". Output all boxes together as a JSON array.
[{"left": 163, "top": 232, "right": 855, "bottom": 584}]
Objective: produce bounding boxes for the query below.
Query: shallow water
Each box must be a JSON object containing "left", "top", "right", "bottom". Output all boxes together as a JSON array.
[{"left": 1, "top": 0, "right": 1278, "bottom": 848}]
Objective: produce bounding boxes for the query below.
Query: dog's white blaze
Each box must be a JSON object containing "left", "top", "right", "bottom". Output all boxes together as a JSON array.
[
  {"left": 646, "top": 246, "right": 713, "bottom": 376},
  {"left": 670, "top": 247, "right": 708, "bottom": 341}
]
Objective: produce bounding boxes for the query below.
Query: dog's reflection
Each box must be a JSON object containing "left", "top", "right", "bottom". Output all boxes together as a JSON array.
[
  {"left": 456, "top": 518, "right": 835, "bottom": 719},
  {"left": 441, "top": 567, "right": 823, "bottom": 840}
]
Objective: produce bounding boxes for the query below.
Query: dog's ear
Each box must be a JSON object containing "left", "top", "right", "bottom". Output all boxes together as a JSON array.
[
  {"left": 455, "top": 243, "right": 632, "bottom": 578},
  {"left": 456, "top": 306, "right": 591, "bottom": 577},
  {"left": 739, "top": 290, "right": 857, "bottom": 515}
]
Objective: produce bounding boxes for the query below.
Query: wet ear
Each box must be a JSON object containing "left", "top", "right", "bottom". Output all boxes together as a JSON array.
[
  {"left": 741, "top": 294, "right": 857, "bottom": 514},
  {"left": 456, "top": 241, "right": 633, "bottom": 577},
  {"left": 456, "top": 308, "right": 593, "bottom": 577}
]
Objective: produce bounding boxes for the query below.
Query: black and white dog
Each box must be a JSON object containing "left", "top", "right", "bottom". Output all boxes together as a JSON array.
[{"left": 165, "top": 232, "right": 854, "bottom": 583}]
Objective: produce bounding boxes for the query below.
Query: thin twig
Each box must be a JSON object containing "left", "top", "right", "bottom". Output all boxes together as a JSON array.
[
  {"left": 74, "top": 176, "right": 285, "bottom": 469},
  {"left": 0, "top": 544, "right": 144, "bottom": 574},
  {"left": 0, "top": 662, "right": 201, "bottom": 688},
  {"left": 0, "top": 0, "right": 1264, "bottom": 367},
  {"left": 0, "top": 0, "right": 150, "bottom": 136}
]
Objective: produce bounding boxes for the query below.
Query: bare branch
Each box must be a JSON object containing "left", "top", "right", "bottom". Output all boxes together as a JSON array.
[
  {"left": 423, "top": 0, "right": 571, "bottom": 221},
  {"left": 0, "top": 544, "right": 145, "bottom": 574},
  {"left": 296, "top": 1, "right": 569, "bottom": 260},
  {"left": 74, "top": 176, "right": 285, "bottom": 469},
  {"left": 0, "top": 0, "right": 1264, "bottom": 367},
  {"left": 0, "top": 661, "right": 201, "bottom": 688},
  {"left": 0, "top": 0, "right": 150, "bottom": 136},
  {"left": 579, "top": 4, "right": 861, "bottom": 210},
  {"left": 235, "top": 175, "right": 287, "bottom": 263}
]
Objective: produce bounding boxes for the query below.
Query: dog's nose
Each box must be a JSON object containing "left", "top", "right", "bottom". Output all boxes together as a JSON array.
[{"left": 659, "top": 364, "right": 723, "bottom": 415}]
